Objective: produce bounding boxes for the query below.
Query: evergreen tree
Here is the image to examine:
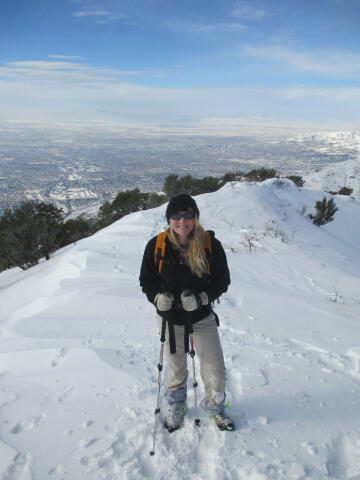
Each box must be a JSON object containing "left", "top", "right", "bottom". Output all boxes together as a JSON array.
[
  {"left": 308, "top": 197, "right": 338, "bottom": 226},
  {"left": 286, "top": 175, "right": 305, "bottom": 187},
  {"left": 0, "top": 201, "right": 64, "bottom": 269},
  {"left": 98, "top": 188, "right": 147, "bottom": 226},
  {"left": 221, "top": 171, "right": 244, "bottom": 183},
  {"left": 163, "top": 174, "right": 223, "bottom": 198},
  {"left": 192, "top": 176, "right": 222, "bottom": 195},
  {"left": 245, "top": 168, "right": 278, "bottom": 182},
  {"left": 143, "top": 192, "right": 167, "bottom": 210},
  {"left": 58, "top": 216, "right": 95, "bottom": 246},
  {"left": 163, "top": 174, "right": 180, "bottom": 198},
  {"left": 177, "top": 175, "right": 194, "bottom": 195}
]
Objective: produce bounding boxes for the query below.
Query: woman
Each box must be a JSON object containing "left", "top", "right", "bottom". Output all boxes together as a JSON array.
[{"left": 140, "top": 194, "right": 234, "bottom": 432}]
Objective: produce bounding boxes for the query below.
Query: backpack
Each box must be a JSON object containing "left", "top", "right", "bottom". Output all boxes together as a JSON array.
[{"left": 153, "top": 231, "right": 213, "bottom": 275}]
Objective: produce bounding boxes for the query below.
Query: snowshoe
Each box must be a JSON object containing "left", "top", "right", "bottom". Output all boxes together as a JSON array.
[
  {"left": 164, "top": 407, "right": 186, "bottom": 433},
  {"left": 211, "top": 412, "right": 235, "bottom": 431}
]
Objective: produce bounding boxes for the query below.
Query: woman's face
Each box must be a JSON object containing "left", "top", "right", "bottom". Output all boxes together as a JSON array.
[{"left": 169, "top": 210, "right": 195, "bottom": 242}]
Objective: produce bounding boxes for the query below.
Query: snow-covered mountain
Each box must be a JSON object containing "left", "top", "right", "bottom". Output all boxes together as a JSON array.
[
  {"left": 302, "top": 158, "right": 360, "bottom": 197},
  {"left": 1, "top": 179, "right": 360, "bottom": 479},
  {"left": 285, "top": 130, "right": 360, "bottom": 153},
  {"left": 282, "top": 131, "right": 360, "bottom": 197}
]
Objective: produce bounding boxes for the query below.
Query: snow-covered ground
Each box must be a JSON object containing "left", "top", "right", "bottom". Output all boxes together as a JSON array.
[
  {"left": 0, "top": 179, "right": 360, "bottom": 479},
  {"left": 303, "top": 158, "right": 360, "bottom": 198},
  {"left": 285, "top": 131, "right": 360, "bottom": 153},
  {"left": 285, "top": 131, "right": 360, "bottom": 197}
]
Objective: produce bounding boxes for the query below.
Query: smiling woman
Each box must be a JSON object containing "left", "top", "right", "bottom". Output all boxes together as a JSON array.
[
  {"left": 169, "top": 210, "right": 195, "bottom": 243},
  {"left": 140, "top": 194, "right": 234, "bottom": 436}
]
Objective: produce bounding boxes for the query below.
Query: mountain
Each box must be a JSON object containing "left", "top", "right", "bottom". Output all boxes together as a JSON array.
[
  {"left": 0, "top": 179, "right": 360, "bottom": 479},
  {"left": 285, "top": 131, "right": 360, "bottom": 151},
  {"left": 302, "top": 158, "right": 360, "bottom": 197},
  {"left": 284, "top": 131, "right": 360, "bottom": 197}
]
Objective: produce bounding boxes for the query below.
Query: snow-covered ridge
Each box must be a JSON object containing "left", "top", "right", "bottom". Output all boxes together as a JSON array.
[
  {"left": 0, "top": 180, "right": 360, "bottom": 479},
  {"left": 303, "top": 158, "right": 360, "bottom": 197},
  {"left": 285, "top": 130, "right": 360, "bottom": 151},
  {"left": 281, "top": 131, "right": 360, "bottom": 197}
]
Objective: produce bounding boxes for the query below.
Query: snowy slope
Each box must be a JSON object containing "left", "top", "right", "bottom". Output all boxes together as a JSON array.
[
  {"left": 285, "top": 131, "right": 360, "bottom": 156},
  {"left": 303, "top": 158, "right": 360, "bottom": 198},
  {"left": 0, "top": 180, "right": 360, "bottom": 480},
  {"left": 284, "top": 131, "right": 360, "bottom": 197}
]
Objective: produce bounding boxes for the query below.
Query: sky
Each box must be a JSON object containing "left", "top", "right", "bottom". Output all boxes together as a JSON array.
[{"left": 1, "top": 0, "right": 360, "bottom": 134}]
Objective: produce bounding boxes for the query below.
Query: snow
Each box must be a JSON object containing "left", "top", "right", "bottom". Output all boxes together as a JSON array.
[
  {"left": 303, "top": 158, "right": 360, "bottom": 198},
  {"left": 0, "top": 179, "right": 360, "bottom": 479},
  {"left": 285, "top": 131, "right": 360, "bottom": 153},
  {"left": 285, "top": 130, "right": 360, "bottom": 198}
]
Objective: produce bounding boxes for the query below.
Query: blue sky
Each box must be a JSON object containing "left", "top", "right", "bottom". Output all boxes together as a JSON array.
[{"left": 1, "top": 0, "right": 360, "bottom": 134}]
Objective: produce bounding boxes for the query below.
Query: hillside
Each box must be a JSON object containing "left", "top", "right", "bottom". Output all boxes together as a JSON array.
[
  {"left": 303, "top": 158, "right": 360, "bottom": 198},
  {"left": 284, "top": 131, "right": 360, "bottom": 197},
  {"left": 0, "top": 179, "right": 360, "bottom": 479}
]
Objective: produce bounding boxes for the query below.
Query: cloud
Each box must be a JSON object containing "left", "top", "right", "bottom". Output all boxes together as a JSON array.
[
  {"left": 72, "top": 7, "right": 126, "bottom": 22},
  {"left": 164, "top": 20, "right": 247, "bottom": 34},
  {"left": 0, "top": 60, "right": 145, "bottom": 84},
  {"left": 231, "top": 2, "right": 269, "bottom": 21},
  {"left": 1, "top": 58, "right": 359, "bottom": 128},
  {"left": 240, "top": 45, "right": 360, "bottom": 78},
  {"left": 48, "top": 55, "right": 85, "bottom": 60}
]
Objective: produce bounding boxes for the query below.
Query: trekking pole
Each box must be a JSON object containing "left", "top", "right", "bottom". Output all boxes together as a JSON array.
[
  {"left": 150, "top": 317, "right": 166, "bottom": 456},
  {"left": 182, "top": 290, "right": 201, "bottom": 427},
  {"left": 189, "top": 322, "right": 200, "bottom": 426}
]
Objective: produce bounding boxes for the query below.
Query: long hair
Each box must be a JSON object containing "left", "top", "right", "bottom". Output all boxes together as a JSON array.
[{"left": 166, "top": 216, "right": 208, "bottom": 278}]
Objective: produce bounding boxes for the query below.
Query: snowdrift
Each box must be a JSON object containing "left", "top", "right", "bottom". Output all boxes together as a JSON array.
[{"left": 0, "top": 179, "right": 360, "bottom": 479}]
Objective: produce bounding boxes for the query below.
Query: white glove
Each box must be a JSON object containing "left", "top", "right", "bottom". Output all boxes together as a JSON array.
[
  {"left": 181, "top": 290, "right": 208, "bottom": 312},
  {"left": 155, "top": 292, "right": 174, "bottom": 312},
  {"left": 199, "top": 291, "right": 209, "bottom": 306}
]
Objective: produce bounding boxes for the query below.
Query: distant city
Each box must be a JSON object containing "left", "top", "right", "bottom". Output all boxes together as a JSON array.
[{"left": 0, "top": 123, "right": 358, "bottom": 217}]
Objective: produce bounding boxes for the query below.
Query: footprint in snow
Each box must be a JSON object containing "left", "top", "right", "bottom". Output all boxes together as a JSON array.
[
  {"left": 79, "top": 437, "right": 99, "bottom": 448},
  {"left": 83, "top": 420, "right": 95, "bottom": 428},
  {"left": 51, "top": 347, "right": 68, "bottom": 367},
  {"left": 58, "top": 386, "right": 74, "bottom": 403},
  {"left": 4, "top": 452, "right": 33, "bottom": 478},
  {"left": 48, "top": 465, "right": 67, "bottom": 476},
  {"left": 326, "top": 432, "right": 360, "bottom": 479},
  {"left": 10, "top": 413, "right": 46, "bottom": 434}
]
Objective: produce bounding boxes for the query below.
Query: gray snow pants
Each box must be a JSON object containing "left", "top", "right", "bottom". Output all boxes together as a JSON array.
[{"left": 157, "top": 312, "right": 227, "bottom": 415}]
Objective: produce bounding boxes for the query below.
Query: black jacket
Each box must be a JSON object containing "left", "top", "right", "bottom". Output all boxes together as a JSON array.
[{"left": 139, "top": 231, "right": 230, "bottom": 325}]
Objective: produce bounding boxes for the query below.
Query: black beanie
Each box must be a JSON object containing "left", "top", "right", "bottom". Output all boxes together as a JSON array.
[{"left": 166, "top": 194, "right": 200, "bottom": 223}]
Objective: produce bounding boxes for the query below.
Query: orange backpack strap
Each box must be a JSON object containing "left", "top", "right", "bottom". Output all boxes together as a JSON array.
[
  {"left": 154, "top": 231, "right": 167, "bottom": 274},
  {"left": 154, "top": 231, "right": 212, "bottom": 275}
]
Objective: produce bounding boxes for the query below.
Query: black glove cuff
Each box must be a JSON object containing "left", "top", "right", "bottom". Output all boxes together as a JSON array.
[{"left": 195, "top": 293, "right": 202, "bottom": 309}]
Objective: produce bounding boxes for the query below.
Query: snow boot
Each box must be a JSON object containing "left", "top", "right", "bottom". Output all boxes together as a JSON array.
[
  {"left": 164, "top": 406, "right": 186, "bottom": 432},
  {"left": 211, "top": 412, "right": 235, "bottom": 431}
]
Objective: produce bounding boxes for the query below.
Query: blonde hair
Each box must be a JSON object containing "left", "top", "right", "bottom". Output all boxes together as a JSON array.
[{"left": 166, "top": 217, "right": 208, "bottom": 278}]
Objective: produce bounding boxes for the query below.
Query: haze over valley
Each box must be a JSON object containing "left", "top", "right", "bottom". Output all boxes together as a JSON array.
[{"left": 1, "top": 123, "right": 359, "bottom": 217}]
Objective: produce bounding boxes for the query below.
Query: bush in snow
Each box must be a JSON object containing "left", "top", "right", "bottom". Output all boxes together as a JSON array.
[
  {"left": 327, "top": 186, "right": 353, "bottom": 196},
  {"left": 163, "top": 174, "right": 222, "bottom": 198},
  {"left": 244, "top": 168, "right": 278, "bottom": 182},
  {"left": 337, "top": 186, "right": 353, "bottom": 196},
  {"left": 308, "top": 197, "right": 338, "bottom": 226},
  {"left": 221, "top": 171, "right": 244, "bottom": 183},
  {"left": 286, "top": 175, "right": 305, "bottom": 187}
]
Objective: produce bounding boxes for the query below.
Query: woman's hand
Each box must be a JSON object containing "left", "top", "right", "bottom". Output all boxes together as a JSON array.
[
  {"left": 181, "top": 290, "right": 208, "bottom": 312},
  {"left": 155, "top": 292, "right": 174, "bottom": 312}
]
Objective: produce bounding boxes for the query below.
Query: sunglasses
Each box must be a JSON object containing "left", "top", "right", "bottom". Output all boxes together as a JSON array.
[{"left": 170, "top": 212, "right": 195, "bottom": 221}]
